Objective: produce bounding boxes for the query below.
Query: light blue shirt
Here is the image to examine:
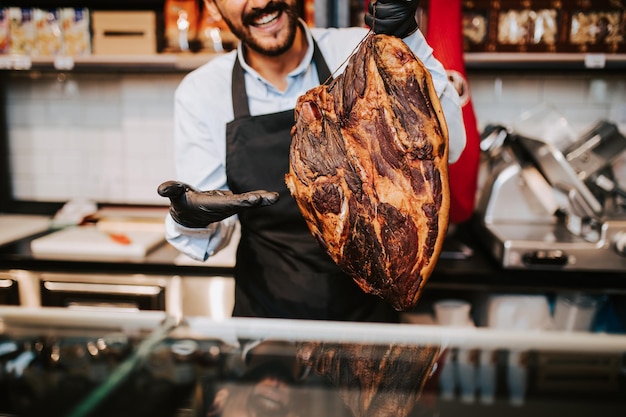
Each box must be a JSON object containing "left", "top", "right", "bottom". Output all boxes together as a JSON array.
[{"left": 167, "top": 23, "right": 467, "bottom": 261}]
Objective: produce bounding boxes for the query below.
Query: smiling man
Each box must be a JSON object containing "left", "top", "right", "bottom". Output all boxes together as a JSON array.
[{"left": 159, "top": 0, "right": 467, "bottom": 321}]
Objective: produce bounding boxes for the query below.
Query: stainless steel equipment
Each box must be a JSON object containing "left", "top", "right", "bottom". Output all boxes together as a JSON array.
[
  {"left": 1, "top": 269, "right": 235, "bottom": 318},
  {"left": 476, "top": 120, "right": 626, "bottom": 270}
]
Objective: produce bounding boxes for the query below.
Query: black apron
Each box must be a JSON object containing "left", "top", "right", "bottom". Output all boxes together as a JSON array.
[{"left": 225, "top": 41, "right": 398, "bottom": 322}]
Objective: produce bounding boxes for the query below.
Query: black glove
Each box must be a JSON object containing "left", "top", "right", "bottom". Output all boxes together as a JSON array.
[
  {"left": 158, "top": 180, "right": 279, "bottom": 228},
  {"left": 364, "top": 0, "right": 419, "bottom": 38}
]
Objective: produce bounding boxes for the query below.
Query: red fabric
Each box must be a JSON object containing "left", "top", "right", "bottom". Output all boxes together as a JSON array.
[{"left": 426, "top": 0, "right": 481, "bottom": 223}]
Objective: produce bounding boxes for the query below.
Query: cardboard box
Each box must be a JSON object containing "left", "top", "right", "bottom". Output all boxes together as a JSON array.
[{"left": 92, "top": 11, "right": 156, "bottom": 55}]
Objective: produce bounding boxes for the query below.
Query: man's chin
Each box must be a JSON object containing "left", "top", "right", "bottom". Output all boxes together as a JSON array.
[{"left": 246, "top": 37, "right": 293, "bottom": 56}]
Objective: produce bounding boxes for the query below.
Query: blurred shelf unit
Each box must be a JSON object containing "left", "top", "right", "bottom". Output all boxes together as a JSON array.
[
  {"left": 455, "top": 1, "right": 626, "bottom": 55},
  {"left": 3, "top": 0, "right": 626, "bottom": 73},
  {"left": 424, "top": 0, "right": 626, "bottom": 71}
]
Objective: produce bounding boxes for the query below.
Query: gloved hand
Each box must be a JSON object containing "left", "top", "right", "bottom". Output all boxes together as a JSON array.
[
  {"left": 364, "top": 0, "right": 420, "bottom": 38},
  {"left": 158, "top": 181, "right": 279, "bottom": 228}
]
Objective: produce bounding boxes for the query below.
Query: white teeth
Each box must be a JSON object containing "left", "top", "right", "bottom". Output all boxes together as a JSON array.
[{"left": 254, "top": 11, "right": 279, "bottom": 25}]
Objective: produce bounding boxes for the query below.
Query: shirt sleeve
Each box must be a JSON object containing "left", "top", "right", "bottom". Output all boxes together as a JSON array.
[
  {"left": 167, "top": 67, "right": 236, "bottom": 261},
  {"left": 174, "top": 71, "right": 229, "bottom": 190},
  {"left": 164, "top": 212, "right": 238, "bottom": 261},
  {"left": 403, "top": 29, "right": 467, "bottom": 163}
]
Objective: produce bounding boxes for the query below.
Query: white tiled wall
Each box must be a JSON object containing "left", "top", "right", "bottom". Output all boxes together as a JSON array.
[
  {"left": 7, "top": 72, "right": 183, "bottom": 205},
  {"left": 5, "top": 71, "right": 626, "bottom": 205},
  {"left": 469, "top": 73, "right": 626, "bottom": 134}
]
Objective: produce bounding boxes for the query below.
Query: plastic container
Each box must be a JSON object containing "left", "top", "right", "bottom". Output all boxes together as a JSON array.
[
  {"left": 433, "top": 299, "right": 476, "bottom": 402},
  {"left": 456, "top": 348, "right": 477, "bottom": 403},
  {"left": 553, "top": 293, "right": 600, "bottom": 332},
  {"left": 433, "top": 299, "right": 472, "bottom": 326},
  {"left": 507, "top": 350, "right": 527, "bottom": 406},
  {"left": 477, "top": 349, "right": 496, "bottom": 404},
  {"left": 485, "top": 295, "right": 552, "bottom": 405}
]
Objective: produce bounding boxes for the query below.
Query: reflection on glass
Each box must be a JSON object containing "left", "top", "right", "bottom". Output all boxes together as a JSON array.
[{"left": 202, "top": 340, "right": 440, "bottom": 417}]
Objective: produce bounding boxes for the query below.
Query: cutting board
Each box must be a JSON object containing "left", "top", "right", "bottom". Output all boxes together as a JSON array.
[
  {"left": 30, "top": 225, "right": 165, "bottom": 260},
  {"left": 0, "top": 214, "right": 51, "bottom": 246}
]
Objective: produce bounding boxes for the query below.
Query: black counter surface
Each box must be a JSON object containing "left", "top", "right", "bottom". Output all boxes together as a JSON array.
[{"left": 1, "top": 220, "right": 625, "bottom": 296}]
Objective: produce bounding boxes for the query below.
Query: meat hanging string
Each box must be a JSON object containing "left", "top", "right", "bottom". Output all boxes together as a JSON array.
[{"left": 319, "top": 2, "right": 378, "bottom": 85}]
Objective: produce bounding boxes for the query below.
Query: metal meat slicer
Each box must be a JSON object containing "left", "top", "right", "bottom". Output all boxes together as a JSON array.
[{"left": 475, "top": 120, "right": 626, "bottom": 271}]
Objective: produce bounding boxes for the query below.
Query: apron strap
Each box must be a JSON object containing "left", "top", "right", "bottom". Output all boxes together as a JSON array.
[
  {"left": 231, "top": 38, "right": 332, "bottom": 119},
  {"left": 313, "top": 41, "right": 332, "bottom": 84},
  {"left": 231, "top": 57, "right": 249, "bottom": 120}
]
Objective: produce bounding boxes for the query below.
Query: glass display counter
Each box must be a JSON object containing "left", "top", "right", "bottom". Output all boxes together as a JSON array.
[{"left": 0, "top": 307, "right": 625, "bottom": 417}]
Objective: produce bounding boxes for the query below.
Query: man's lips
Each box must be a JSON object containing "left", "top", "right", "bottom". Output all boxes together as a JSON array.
[{"left": 252, "top": 10, "right": 281, "bottom": 26}]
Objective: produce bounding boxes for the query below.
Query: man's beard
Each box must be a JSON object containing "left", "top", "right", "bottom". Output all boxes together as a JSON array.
[{"left": 223, "top": 1, "right": 300, "bottom": 56}]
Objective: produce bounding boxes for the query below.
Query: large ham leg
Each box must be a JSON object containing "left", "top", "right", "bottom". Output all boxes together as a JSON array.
[{"left": 285, "top": 34, "right": 450, "bottom": 311}]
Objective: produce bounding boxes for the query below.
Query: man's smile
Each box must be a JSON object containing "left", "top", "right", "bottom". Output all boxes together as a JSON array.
[{"left": 252, "top": 10, "right": 281, "bottom": 27}]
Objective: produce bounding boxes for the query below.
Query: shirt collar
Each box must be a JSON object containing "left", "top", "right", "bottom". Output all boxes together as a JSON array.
[{"left": 236, "top": 19, "right": 315, "bottom": 82}]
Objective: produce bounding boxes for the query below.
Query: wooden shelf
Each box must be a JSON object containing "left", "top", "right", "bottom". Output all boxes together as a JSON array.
[
  {"left": 0, "top": 52, "right": 221, "bottom": 73},
  {"left": 465, "top": 53, "right": 626, "bottom": 71},
  {"left": 1, "top": 52, "right": 625, "bottom": 73}
]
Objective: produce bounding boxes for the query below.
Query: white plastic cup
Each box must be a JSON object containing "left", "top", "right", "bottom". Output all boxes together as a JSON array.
[
  {"left": 433, "top": 300, "right": 473, "bottom": 401},
  {"left": 553, "top": 294, "right": 599, "bottom": 332},
  {"left": 434, "top": 299, "right": 471, "bottom": 326}
]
